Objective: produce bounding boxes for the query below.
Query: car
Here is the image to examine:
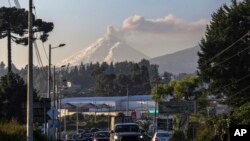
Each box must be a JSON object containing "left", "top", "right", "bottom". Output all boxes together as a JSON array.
[
  {"left": 110, "top": 123, "right": 144, "bottom": 141},
  {"left": 81, "top": 133, "right": 93, "bottom": 141},
  {"left": 72, "top": 133, "right": 82, "bottom": 141},
  {"left": 151, "top": 131, "right": 172, "bottom": 141},
  {"left": 91, "top": 128, "right": 101, "bottom": 133},
  {"left": 78, "top": 129, "right": 85, "bottom": 134},
  {"left": 93, "top": 131, "right": 110, "bottom": 141}
]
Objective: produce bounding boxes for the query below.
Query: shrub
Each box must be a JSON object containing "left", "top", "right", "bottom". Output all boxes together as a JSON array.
[{"left": 0, "top": 120, "right": 47, "bottom": 141}]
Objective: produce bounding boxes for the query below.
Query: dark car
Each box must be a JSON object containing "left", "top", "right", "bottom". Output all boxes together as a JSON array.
[
  {"left": 110, "top": 123, "right": 144, "bottom": 141},
  {"left": 91, "top": 128, "right": 101, "bottom": 133},
  {"left": 93, "top": 131, "right": 110, "bottom": 141},
  {"left": 81, "top": 133, "right": 93, "bottom": 141}
]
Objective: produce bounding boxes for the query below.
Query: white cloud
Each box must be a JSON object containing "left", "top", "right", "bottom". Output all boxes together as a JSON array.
[
  {"left": 104, "top": 14, "right": 208, "bottom": 57},
  {"left": 121, "top": 14, "right": 208, "bottom": 34}
]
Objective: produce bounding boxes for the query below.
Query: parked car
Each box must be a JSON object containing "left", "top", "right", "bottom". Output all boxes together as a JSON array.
[
  {"left": 151, "top": 131, "right": 172, "bottom": 141},
  {"left": 93, "top": 131, "right": 110, "bottom": 141}
]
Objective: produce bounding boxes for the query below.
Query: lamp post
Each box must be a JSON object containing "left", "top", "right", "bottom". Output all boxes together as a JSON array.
[
  {"left": 48, "top": 43, "right": 65, "bottom": 141},
  {"left": 48, "top": 43, "right": 65, "bottom": 98}
]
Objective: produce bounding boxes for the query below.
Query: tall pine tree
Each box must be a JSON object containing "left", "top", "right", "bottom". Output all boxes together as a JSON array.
[{"left": 198, "top": 0, "right": 250, "bottom": 106}]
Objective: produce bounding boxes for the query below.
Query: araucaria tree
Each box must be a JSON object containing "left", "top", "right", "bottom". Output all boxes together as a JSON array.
[
  {"left": 198, "top": 0, "right": 250, "bottom": 107},
  {"left": 0, "top": 7, "right": 54, "bottom": 72}
]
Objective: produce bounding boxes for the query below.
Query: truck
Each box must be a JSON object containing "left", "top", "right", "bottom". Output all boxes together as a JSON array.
[
  {"left": 110, "top": 115, "right": 133, "bottom": 131},
  {"left": 148, "top": 116, "right": 173, "bottom": 136}
]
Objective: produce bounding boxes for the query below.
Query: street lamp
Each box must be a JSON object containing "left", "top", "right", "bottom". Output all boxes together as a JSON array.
[
  {"left": 48, "top": 43, "right": 65, "bottom": 99},
  {"left": 48, "top": 43, "right": 65, "bottom": 141}
]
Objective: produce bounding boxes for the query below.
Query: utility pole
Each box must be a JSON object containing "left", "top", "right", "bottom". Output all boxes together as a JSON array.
[
  {"left": 43, "top": 99, "right": 46, "bottom": 135},
  {"left": 94, "top": 101, "right": 97, "bottom": 123},
  {"left": 154, "top": 83, "right": 158, "bottom": 132},
  {"left": 48, "top": 44, "right": 51, "bottom": 99},
  {"left": 53, "top": 66, "right": 56, "bottom": 108},
  {"left": 64, "top": 110, "right": 67, "bottom": 132},
  {"left": 58, "top": 65, "right": 65, "bottom": 140},
  {"left": 52, "top": 65, "right": 56, "bottom": 141},
  {"left": 108, "top": 105, "right": 110, "bottom": 131},
  {"left": 76, "top": 107, "right": 79, "bottom": 134},
  {"left": 27, "top": 0, "right": 33, "bottom": 141},
  {"left": 126, "top": 85, "right": 129, "bottom": 116}
]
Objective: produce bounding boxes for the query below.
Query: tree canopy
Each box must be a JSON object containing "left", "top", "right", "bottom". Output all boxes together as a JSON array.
[
  {"left": 0, "top": 7, "right": 54, "bottom": 72},
  {"left": 151, "top": 75, "right": 200, "bottom": 102},
  {"left": 197, "top": 0, "right": 250, "bottom": 107},
  {"left": 0, "top": 72, "right": 27, "bottom": 122}
]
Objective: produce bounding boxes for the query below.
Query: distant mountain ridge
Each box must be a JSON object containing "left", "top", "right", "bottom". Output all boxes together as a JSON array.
[
  {"left": 56, "top": 27, "right": 149, "bottom": 67},
  {"left": 57, "top": 27, "right": 199, "bottom": 75},
  {"left": 150, "top": 46, "right": 200, "bottom": 74}
]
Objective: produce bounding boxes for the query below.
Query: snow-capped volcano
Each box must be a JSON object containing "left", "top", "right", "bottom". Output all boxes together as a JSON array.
[{"left": 57, "top": 26, "right": 149, "bottom": 66}]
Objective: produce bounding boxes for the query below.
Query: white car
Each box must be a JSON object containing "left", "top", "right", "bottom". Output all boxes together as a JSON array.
[{"left": 151, "top": 131, "right": 172, "bottom": 141}]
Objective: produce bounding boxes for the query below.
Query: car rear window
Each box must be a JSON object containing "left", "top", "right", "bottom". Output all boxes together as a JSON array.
[
  {"left": 95, "top": 132, "right": 110, "bottom": 137},
  {"left": 83, "top": 133, "right": 92, "bottom": 137},
  {"left": 157, "top": 133, "right": 169, "bottom": 137},
  {"left": 115, "top": 125, "right": 139, "bottom": 132}
]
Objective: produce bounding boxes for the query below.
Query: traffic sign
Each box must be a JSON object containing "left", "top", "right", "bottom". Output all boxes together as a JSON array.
[
  {"left": 148, "top": 109, "right": 159, "bottom": 114},
  {"left": 159, "top": 101, "right": 196, "bottom": 114},
  {"left": 47, "top": 106, "right": 59, "bottom": 119}
]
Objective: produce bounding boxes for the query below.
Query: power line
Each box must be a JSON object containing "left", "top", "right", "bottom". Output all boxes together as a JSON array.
[
  {"left": 32, "top": 3, "right": 49, "bottom": 61},
  {"left": 202, "top": 45, "right": 250, "bottom": 73},
  {"left": 34, "top": 42, "right": 48, "bottom": 81},
  {"left": 202, "top": 45, "right": 250, "bottom": 94},
  {"left": 41, "top": 42, "right": 49, "bottom": 61},
  {"left": 211, "top": 73, "right": 250, "bottom": 94},
  {"left": 13, "top": 0, "right": 21, "bottom": 8},
  {"left": 207, "top": 30, "right": 250, "bottom": 64},
  {"left": 229, "top": 85, "right": 250, "bottom": 98},
  {"left": 8, "top": 0, "right": 11, "bottom": 7},
  {"left": 211, "top": 45, "right": 250, "bottom": 68},
  {"left": 31, "top": 2, "right": 49, "bottom": 81},
  {"left": 222, "top": 74, "right": 250, "bottom": 90}
]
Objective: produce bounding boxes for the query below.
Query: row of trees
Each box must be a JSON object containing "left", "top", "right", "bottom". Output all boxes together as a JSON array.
[
  {"left": 0, "top": 59, "right": 165, "bottom": 96},
  {"left": 88, "top": 60, "right": 159, "bottom": 96}
]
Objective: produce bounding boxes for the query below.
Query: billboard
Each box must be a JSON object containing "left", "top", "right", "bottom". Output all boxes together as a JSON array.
[{"left": 159, "top": 101, "right": 196, "bottom": 114}]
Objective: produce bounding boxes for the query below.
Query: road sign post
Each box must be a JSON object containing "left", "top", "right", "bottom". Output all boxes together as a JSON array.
[{"left": 47, "top": 106, "right": 59, "bottom": 140}]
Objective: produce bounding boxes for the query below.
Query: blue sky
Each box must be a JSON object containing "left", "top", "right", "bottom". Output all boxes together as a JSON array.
[{"left": 0, "top": 0, "right": 236, "bottom": 68}]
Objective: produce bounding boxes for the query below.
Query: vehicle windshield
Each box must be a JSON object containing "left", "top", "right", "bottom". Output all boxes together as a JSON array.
[
  {"left": 115, "top": 125, "right": 139, "bottom": 132},
  {"left": 157, "top": 133, "right": 169, "bottom": 137},
  {"left": 95, "top": 132, "right": 110, "bottom": 137}
]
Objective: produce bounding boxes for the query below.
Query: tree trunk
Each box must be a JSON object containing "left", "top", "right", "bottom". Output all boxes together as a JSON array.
[{"left": 7, "top": 28, "right": 11, "bottom": 73}]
